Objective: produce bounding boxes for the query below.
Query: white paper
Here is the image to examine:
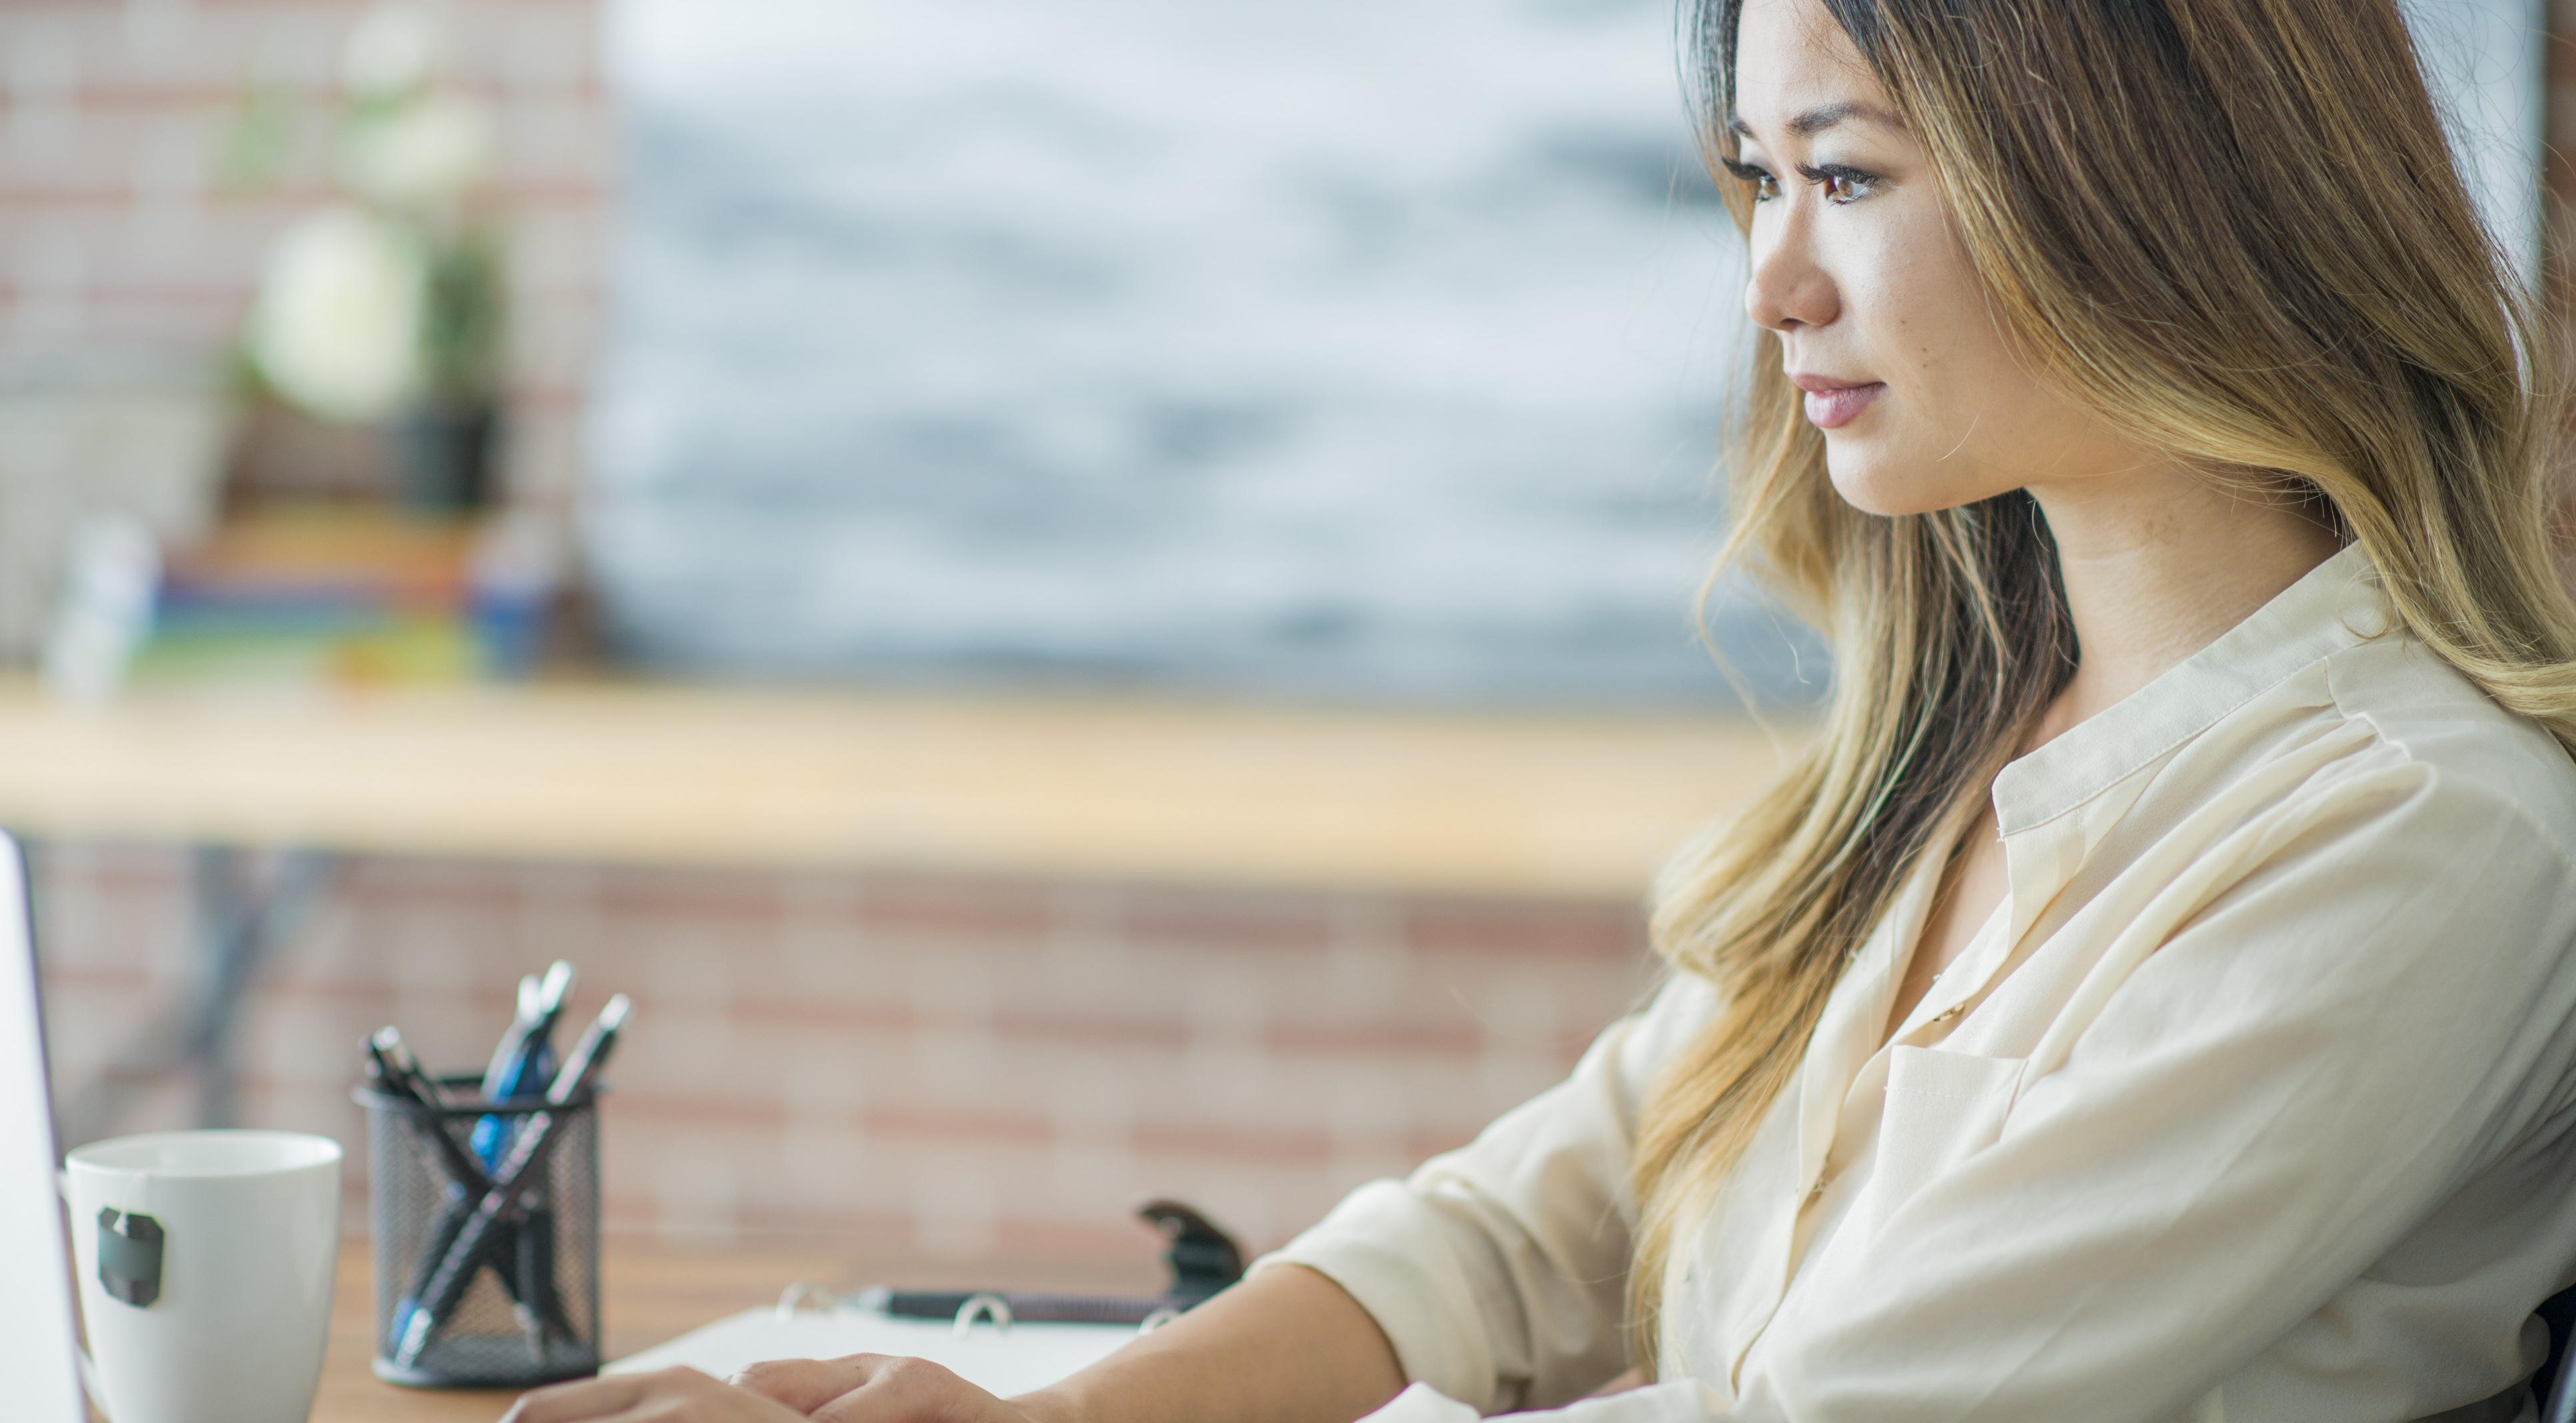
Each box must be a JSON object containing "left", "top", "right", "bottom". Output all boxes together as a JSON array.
[{"left": 605, "top": 1307, "right": 1137, "bottom": 1398}]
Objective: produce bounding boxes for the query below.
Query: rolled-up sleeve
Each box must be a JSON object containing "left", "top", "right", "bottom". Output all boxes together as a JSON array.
[{"left": 1243, "top": 965, "right": 1723, "bottom": 1413}]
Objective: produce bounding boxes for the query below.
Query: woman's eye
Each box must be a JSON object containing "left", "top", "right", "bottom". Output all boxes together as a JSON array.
[
  {"left": 1801, "top": 164, "right": 1878, "bottom": 205},
  {"left": 1721, "top": 158, "right": 1780, "bottom": 203}
]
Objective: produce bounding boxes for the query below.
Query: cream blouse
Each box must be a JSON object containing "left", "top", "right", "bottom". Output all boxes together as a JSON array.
[{"left": 1243, "top": 543, "right": 2576, "bottom": 1423}]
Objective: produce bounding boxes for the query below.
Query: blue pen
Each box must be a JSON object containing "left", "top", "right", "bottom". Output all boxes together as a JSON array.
[
  {"left": 475, "top": 960, "right": 574, "bottom": 1167},
  {"left": 467, "top": 962, "right": 575, "bottom": 1363}
]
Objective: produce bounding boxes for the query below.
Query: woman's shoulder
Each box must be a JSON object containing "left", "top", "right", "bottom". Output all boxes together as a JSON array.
[
  {"left": 1605, "top": 965, "right": 1728, "bottom": 1086},
  {"left": 2318, "top": 632, "right": 2576, "bottom": 874}
]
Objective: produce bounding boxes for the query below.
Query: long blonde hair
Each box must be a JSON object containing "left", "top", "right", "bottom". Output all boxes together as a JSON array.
[{"left": 1625, "top": 0, "right": 2576, "bottom": 1376}]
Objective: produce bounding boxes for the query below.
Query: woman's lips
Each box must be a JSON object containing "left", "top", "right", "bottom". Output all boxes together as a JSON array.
[{"left": 1797, "top": 381, "right": 1885, "bottom": 430}]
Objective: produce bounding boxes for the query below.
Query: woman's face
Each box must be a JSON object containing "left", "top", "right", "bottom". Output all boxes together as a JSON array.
[{"left": 1730, "top": 0, "right": 2151, "bottom": 516}]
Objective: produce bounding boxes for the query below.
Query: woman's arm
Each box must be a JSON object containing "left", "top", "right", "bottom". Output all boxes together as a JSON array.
[
  {"left": 709, "top": 1260, "right": 1716, "bottom": 1423},
  {"left": 1008, "top": 1261, "right": 1407, "bottom": 1423},
  {"left": 511, "top": 969, "right": 1720, "bottom": 1423},
  {"left": 711, "top": 968, "right": 1723, "bottom": 1423}
]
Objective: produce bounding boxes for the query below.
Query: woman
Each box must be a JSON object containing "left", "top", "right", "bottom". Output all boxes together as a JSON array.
[{"left": 505, "top": 0, "right": 2576, "bottom": 1419}]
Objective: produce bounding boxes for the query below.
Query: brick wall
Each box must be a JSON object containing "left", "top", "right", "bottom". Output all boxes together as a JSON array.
[
  {"left": 0, "top": 0, "right": 605, "bottom": 507},
  {"left": 33, "top": 841, "right": 1663, "bottom": 1265}
]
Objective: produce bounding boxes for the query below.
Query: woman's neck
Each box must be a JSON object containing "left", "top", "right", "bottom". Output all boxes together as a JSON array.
[{"left": 2023, "top": 463, "right": 2348, "bottom": 741}]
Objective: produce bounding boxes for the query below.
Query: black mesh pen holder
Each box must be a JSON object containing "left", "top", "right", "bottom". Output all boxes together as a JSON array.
[{"left": 354, "top": 1074, "right": 604, "bottom": 1388}]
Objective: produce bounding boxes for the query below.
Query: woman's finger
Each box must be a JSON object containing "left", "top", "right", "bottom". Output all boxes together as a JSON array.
[
  {"left": 505, "top": 1365, "right": 819, "bottom": 1423},
  {"left": 729, "top": 1354, "right": 899, "bottom": 1413},
  {"left": 808, "top": 1356, "right": 989, "bottom": 1423},
  {"left": 498, "top": 1372, "right": 653, "bottom": 1423}
]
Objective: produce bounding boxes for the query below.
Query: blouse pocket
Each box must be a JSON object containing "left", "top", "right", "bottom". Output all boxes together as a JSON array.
[{"left": 1855, "top": 1047, "right": 2027, "bottom": 1237}]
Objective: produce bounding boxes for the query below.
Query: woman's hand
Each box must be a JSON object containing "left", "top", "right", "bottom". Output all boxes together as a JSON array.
[
  {"left": 497, "top": 1366, "right": 807, "bottom": 1423},
  {"left": 733, "top": 1354, "right": 1063, "bottom": 1421},
  {"left": 495, "top": 1262, "right": 1403, "bottom": 1423},
  {"left": 496, "top": 1356, "right": 1065, "bottom": 1423}
]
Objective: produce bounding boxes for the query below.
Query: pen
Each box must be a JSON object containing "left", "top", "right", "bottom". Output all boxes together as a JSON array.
[
  {"left": 481, "top": 972, "right": 543, "bottom": 1096},
  {"left": 369, "top": 1032, "right": 505, "bottom": 1352},
  {"left": 850, "top": 1286, "right": 1181, "bottom": 1326},
  {"left": 471, "top": 964, "right": 574, "bottom": 1356},
  {"left": 393, "top": 994, "right": 629, "bottom": 1370},
  {"left": 847, "top": 1200, "right": 1244, "bottom": 1326},
  {"left": 494, "top": 968, "right": 571, "bottom": 1361},
  {"left": 366, "top": 1032, "right": 491, "bottom": 1192},
  {"left": 547, "top": 994, "right": 627, "bottom": 1102},
  {"left": 485, "top": 961, "right": 573, "bottom": 1099},
  {"left": 477, "top": 960, "right": 575, "bottom": 1167},
  {"left": 373, "top": 1026, "right": 447, "bottom": 1108}
]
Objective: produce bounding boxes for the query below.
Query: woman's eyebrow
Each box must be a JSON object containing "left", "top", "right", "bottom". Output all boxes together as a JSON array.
[{"left": 1726, "top": 100, "right": 1903, "bottom": 141}]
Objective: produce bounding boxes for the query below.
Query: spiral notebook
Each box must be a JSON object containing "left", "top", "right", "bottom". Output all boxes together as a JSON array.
[{"left": 605, "top": 1286, "right": 1145, "bottom": 1396}]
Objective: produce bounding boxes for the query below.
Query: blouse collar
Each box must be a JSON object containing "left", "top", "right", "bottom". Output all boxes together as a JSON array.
[{"left": 1991, "top": 540, "right": 2390, "bottom": 838}]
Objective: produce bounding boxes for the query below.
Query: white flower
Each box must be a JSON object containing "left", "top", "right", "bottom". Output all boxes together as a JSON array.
[
  {"left": 340, "top": 95, "right": 493, "bottom": 209},
  {"left": 343, "top": 3, "right": 442, "bottom": 99},
  {"left": 245, "top": 206, "right": 428, "bottom": 423}
]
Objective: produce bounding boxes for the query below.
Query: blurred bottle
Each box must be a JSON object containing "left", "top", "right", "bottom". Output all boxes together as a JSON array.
[
  {"left": 43, "top": 519, "right": 162, "bottom": 703},
  {"left": 468, "top": 511, "right": 567, "bottom": 680}
]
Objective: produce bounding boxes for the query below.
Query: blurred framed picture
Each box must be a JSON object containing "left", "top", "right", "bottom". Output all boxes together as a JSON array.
[{"left": 584, "top": 0, "right": 2537, "bottom": 708}]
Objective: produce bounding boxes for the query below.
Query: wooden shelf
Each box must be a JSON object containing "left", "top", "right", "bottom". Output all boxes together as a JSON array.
[{"left": 0, "top": 679, "right": 1808, "bottom": 900}]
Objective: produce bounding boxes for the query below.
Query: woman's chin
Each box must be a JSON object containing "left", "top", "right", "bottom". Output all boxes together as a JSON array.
[
  {"left": 1825, "top": 456, "right": 1932, "bottom": 518},
  {"left": 1825, "top": 452, "right": 2003, "bottom": 518}
]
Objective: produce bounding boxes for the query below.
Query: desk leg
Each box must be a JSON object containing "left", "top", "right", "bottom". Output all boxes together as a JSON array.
[{"left": 54, "top": 844, "right": 337, "bottom": 1142}]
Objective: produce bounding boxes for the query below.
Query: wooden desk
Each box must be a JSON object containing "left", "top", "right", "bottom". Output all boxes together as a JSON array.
[
  {"left": 314, "top": 1240, "right": 1157, "bottom": 1423},
  {"left": 0, "top": 679, "right": 1799, "bottom": 898}
]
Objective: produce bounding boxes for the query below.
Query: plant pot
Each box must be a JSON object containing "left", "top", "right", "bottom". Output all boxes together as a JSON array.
[{"left": 390, "top": 401, "right": 501, "bottom": 513}]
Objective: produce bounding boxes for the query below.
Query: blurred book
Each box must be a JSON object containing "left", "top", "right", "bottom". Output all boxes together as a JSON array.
[{"left": 122, "top": 509, "right": 565, "bottom": 689}]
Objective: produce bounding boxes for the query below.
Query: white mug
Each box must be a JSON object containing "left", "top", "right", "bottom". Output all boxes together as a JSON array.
[{"left": 62, "top": 1130, "right": 342, "bottom": 1423}]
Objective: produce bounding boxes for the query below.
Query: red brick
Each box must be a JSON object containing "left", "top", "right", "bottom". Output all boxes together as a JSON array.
[
  {"left": 1131, "top": 1121, "right": 1333, "bottom": 1165},
  {"left": 863, "top": 1107, "right": 1052, "bottom": 1148},
  {"left": 856, "top": 877, "right": 1055, "bottom": 940},
  {"left": 597, "top": 869, "right": 783, "bottom": 924},
  {"left": 990, "top": 1010, "right": 1189, "bottom": 1050},
  {"left": 341, "top": 858, "right": 527, "bottom": 912},
  {"left": 1265, "top": 1020, "right": 1481, "bottom": 1056},
  {"left": 729, "top": 996, "right": 911, "bottom": 1033},
  {"left": 1120, "top": 888, "right": 1335, "bottom": 952},
  {"left": 1400, "top": 898, "right": 1645, "bottom": 959},
  {"left": 987, "top": 1216, "right": 1169, "bottom": 1266}
]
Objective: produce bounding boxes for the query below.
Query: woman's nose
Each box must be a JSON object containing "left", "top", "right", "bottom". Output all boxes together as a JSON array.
[{"left": 1744, "top": 223, "right": 1839, "bottom": 333}]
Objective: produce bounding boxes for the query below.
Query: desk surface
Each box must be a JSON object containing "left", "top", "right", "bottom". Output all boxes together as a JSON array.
[
  {"left": 313, "top": 1240, "right": 1156, "bottom": 1423},
  {"left": 0, "top": 679, "right": 1803, "bottom": 899}
]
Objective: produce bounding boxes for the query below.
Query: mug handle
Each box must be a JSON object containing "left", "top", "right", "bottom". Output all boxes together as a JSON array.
[{"left": 57, "top": 1168, "right": 114, "bottom": 1419}]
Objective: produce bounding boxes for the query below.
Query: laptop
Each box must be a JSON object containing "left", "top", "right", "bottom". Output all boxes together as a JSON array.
[{"left": 0, "top": 830, "right": 91, "bottom": 1420}]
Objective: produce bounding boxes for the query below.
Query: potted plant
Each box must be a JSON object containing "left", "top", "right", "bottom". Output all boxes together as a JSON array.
[{"left": 235, "top": 3, "right": 507, "bottom": 513}]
